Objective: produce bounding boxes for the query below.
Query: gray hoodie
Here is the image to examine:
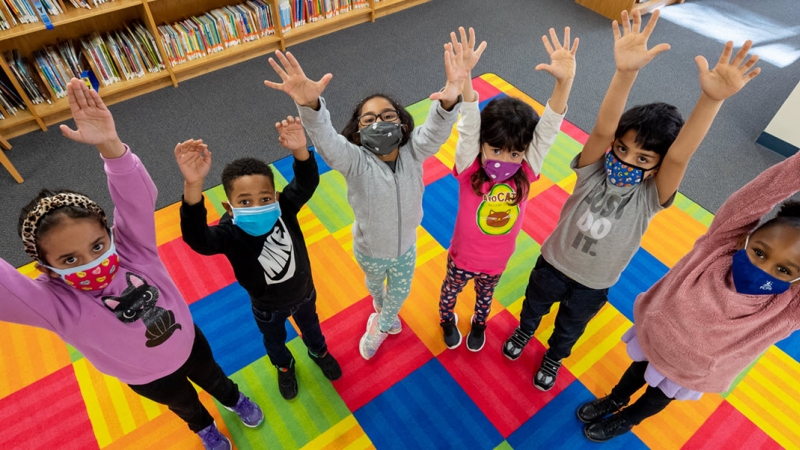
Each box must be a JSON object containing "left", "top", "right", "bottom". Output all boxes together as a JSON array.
[{"left": 297, "top": 96, "right": 461, "bottom": 259}]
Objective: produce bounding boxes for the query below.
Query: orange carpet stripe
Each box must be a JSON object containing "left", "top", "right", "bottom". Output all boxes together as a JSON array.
[
  {"left": 527, "top": 174, "right": 555, "bottom": 200},
  {"left": 309, "top": 235, "right": 369, "bottom": 322},
  {"left": 0, "top": 323, "right": 66, "bottom": 398},
  {"left": 634, "top": 394, "right": 723, "bottom": 450},
  {"left": 564, "top": 305, "right": 631, "bottom": 377},
  {"left": 154, "top": 196, "right": 220, "bottom": 246},
  {"left": 503, "top": 87, "right": 545, "bottom": 115},
  {"left": 301, "top": 415, "right": 375, "bottom": 450},
  {"left": 415, "top": 226, "right": 446, "bottom": 267},
  {"left": 641, "top": 206, "right": 708, "bottom": 267},
  {"left": 299, "top": 204, "right": 331, "bottom": 245}
]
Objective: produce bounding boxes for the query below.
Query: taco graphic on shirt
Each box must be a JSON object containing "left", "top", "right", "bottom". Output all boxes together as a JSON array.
[{"left": 477, "top": 183, "right": 520, "bottom": 235}]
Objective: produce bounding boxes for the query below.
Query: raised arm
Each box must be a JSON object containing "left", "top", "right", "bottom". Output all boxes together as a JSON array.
[
  {"left": 448, "top": 27, "right": 487, "bottom": 173},
  {"left": 264, "top": 51, "right": 362, "bottom": 175},
  {"left": 275, "top": 116, "right": 319, "bottom": 211},
  {"left": 654, "top": 41, "right": 760, "bottom": 205},
  {"left": 59, "top": 78, "right": 158, "bottom": 257},
  {"left": 579, "top": 10, "right": 670, "bottom": 168},
  {"left": 0, "top": 259, "right": 62, "bottom": 331}
]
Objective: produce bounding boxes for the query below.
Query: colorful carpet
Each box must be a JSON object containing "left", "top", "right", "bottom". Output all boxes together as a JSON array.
[{"left": 2, "top": 74, "right": 799, "bottom": 449}]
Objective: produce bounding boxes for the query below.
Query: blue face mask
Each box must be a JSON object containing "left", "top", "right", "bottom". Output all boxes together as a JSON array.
[
  {"left": 232, "top": 203, "right": 281, "bottom": 236},
  {"left": 604, "top": 150, "right": 656, "bottom": 188},
  {"left": 731, "top": 236, "right": 800, "bottom": 295}
]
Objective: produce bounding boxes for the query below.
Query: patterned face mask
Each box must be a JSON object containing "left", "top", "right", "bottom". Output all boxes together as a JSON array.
[
  {"left": 604, "top": 150, "right": 657, "bottom": 187},
  {"left": 42, "top": 238, "right": 119, "bottom": 291}
]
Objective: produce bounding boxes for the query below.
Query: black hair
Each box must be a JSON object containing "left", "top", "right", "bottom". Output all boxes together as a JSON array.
[
  {"left": 341, "top": 93, "right": 415, "bottom": 147},
  {"left": 17, "top": 189, "right": 106, "bottom": 241},
  {"left": 615, "top": 103, "right": 684, "bottom": 158},
  {"left": 471, "top": 97, "right": 539, "bottom": 206},
  {"left": 756, "top": 200, "right": 800, "bottom": 233},
  {"left": 221, "top": 158, "right": 275, "bottom": 197}
]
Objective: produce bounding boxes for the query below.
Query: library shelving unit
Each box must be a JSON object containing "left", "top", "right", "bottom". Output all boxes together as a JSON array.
[
  {"left": 0, "top": 0, "right": 428, "bottom": 142},
  {"left": 575, "top": 0, "right": 685, "bottom": 20}
]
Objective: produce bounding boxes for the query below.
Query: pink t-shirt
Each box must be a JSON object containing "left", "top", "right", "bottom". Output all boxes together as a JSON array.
[{"left": 448, "top": 159, "right": 537, "bottom": 275}]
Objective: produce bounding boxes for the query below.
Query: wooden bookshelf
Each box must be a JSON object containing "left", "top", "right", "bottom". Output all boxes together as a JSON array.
[
  {"left": 575, "top": 0, "right": 685, "bottom": 21},
  {"left": 0, "top": 0, "right": 429, "bottom": 143}
]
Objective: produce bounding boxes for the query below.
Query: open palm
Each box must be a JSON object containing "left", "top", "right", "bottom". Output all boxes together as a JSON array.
[
  {"left": 613, "top": 9, "right": 670, "bottom": 72},
  {"left": 174, "top": 139, "right": 212, "bottom": 185},
  {"left": 60, "top": 78, "right": 118, "bottom": 146},
  {"left": 264, "top": 51, "right": 332, "bottom": 107},
  {"left": 536, "top": 27, "right": 579, "bottom": 82},
  {"left": 276, "top": 116, "right": 307, "bottom": 151},
  {"left": 697, "top": 40, "right": 760, "bottom": 101}
]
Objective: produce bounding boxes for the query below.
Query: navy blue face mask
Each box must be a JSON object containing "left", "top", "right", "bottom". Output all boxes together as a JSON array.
[{"left": 731, "top": 236, "right": 800, "bottom": 295}]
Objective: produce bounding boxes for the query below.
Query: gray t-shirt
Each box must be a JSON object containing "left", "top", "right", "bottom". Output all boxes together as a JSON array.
[{"left": 540, "top": 154, "right": 674, "bottom": 289}]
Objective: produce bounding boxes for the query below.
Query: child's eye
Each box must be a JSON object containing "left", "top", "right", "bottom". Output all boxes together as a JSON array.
[
  {"left": 617, "top": 146, "right": 626, "bottom": 153},
  {"left": 492, "top": 149, "right": 501, "bottom": 155},
  {"left": 65, "top": 256, "right": 77, "bottom": 265},
  {"left": 511, "top": 152, "right": 521, "bottom": 159},
  {"left": 262, "top": 197, "right": 272, "bottom": 203},
  {"left": 778, "top": 266, "right": 791, "bottom": 276},
  {"left": 754, "top": 249, "right": 765, "bottom": 258},
  {"left": 638, "top": 157, "right": 648, "bottom": 164},
  {"left": 241, "top": 200, "right": 250, "bottom": 206},
  {"left": 93, "top": 243, "right": 105, "bottom": 252}
]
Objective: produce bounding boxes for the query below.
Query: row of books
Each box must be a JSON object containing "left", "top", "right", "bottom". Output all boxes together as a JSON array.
[
  {"left": 158, "top": 1, "right": 275, "bottom": 67},
  {"left": 3, "top": 21, "right": 163, "bottom": 105},
  {"left": 278, "top": 0, "right": 367, "bottom": 31},
  {"left": 0, "top": 0, "right": 116, "bottom": 30},
  {"left": 0, "top": 77, "right": 26, "bottom": 119}
]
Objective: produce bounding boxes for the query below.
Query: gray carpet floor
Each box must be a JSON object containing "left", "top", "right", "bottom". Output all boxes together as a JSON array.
[{"left": 2, "top": 0, "right": 799, "bottom": 266}]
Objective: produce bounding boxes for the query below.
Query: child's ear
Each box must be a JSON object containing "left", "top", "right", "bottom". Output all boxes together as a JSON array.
[
  {"left": 222, "top": 201, "right": 232, "bottom": 215},
  {"left": 735, "top": 234, "right": 747, "bottom": 251},
  {"left": 35, "top": 263, "right": 60, "bottom": 279}
]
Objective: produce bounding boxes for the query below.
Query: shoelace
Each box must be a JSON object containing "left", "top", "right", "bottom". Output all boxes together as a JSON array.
[
  {"left": 598, "top": 397, "right": 625, "bottom": 416},
  {"left": 600, "top": 414, "right": 627, "bottom": 435},
  {"left": 509, "top": 329, "right": 531, "bottom": 347},
  {"left": 539, "top": 355, "right": 561, "bottom": 377},
  {"left": 234, "top": 397, "right": 255, "bottom": 418}
]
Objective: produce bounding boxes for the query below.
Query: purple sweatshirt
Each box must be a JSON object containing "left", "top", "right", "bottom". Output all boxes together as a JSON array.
[{"left": 0, "top": 147, "right": 195, "bottom": 385}]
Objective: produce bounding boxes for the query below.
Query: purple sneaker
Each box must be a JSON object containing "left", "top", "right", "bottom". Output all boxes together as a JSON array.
[
  {"left": 197, "top": 422, "right": 231, "bottom": 450},
  {"left": 224, "top": 392, "right": 264, "bottom": 428}
]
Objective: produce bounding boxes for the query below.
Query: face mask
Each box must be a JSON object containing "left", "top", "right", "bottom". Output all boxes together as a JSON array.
[
  {"left": 232, "top": 203, "right": 281, "bottom": 236},
  {"left": 482, "top": 149, "right": 522, "bottom": 182},
  {"left": 731, "top": 236, "right": 800, "bottom": 295},
  {"left": 604, "top": 150, "right": 656, "bottom": 188},
  {"left": 44, "top": 240, "right": 119, "bottom": 291},
  {"left": 358, "top": 122, "right": 404, "bottom": 156}
]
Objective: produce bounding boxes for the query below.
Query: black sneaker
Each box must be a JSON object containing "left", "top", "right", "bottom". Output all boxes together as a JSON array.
[
  {"left": 466, "top": 315, "right": 486, "bottom": 352},
  {"left": 577, "top": 395, "right": 628, "bottom": 424},
  {"left": 308, "top": 349, "right": 342, "bottom": 381},
  {"left": 441, "top": 314, "right": 462, "bottom": 349},
  {"left": 583, "top": 413, "right": 633, "bottom": 443},
  {"left": 502, "top": 327, "right": 532, "bottom": 360},
  {"left": 533, "top": 351, "right": 562, "bottom": 391},
  {"left": 276, "top": 360, "right": 298, "bottom": 400}
]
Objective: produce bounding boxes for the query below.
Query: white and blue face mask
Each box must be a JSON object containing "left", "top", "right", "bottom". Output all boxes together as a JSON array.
[
  {"left": 232, "top": 203, "right": 281, "bottom": 236},
  {"left": 732, "top": 235, "right": 800, "bottom": 295}
]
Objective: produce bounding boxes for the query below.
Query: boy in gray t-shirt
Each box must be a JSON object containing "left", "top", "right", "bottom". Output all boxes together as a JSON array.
[{"left": 502, "top": 9, "right": 761, "bottom": 392}]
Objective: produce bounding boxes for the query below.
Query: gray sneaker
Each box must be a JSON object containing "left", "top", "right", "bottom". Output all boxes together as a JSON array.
[
  {"left": 197, "top": 422, "right": 232, "bottom": 450},
  {"left": 373, "top": 297, "right": 402, "bottom": 334},
  {"left": 359, "top": 313, "right": 389, "bottom": 360}
]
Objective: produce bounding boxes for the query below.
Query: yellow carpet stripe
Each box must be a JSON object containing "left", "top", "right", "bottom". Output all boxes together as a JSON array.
[
  {"left": 634, "top": 394, "right": 723, "bottom": 450},
  {"left": 104, "top": 375, "right": 137, "bottom": 435},
  {"left": 73, "top": 359, "right": 113, "bottom": 448},
  {"left": 300, "top": 415, "right": 374, "bottom": 450},
  {"left": 728, "top": 381, "right": 800, "bottom": 449},
  {"left": 557, "top": 173, "right": 577, "bottom": 194}
]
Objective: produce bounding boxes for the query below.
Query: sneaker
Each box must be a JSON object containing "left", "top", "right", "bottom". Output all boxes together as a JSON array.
[
  {"left": 309, "top": 349, "right": 342, "bottom": 381},
  {"left": 502, "top": 327, "right": 533, "bottom": 361},
  {"left": 577, "top": 395, "right": 628, "bottom": 424},
  {"left": 533, "top": 351, "right": 562, "bottom": 391},
  {"left": 466, "top": 315, "right": 486, "bottom": 352},
  {"left": 583, "top": 412, "right": 633, "bottom": 442},
  {"left": 276, "top": 360, "right": 298, "bottom": 400},
  {"left": 224, "top": 392, "right": 264, "bottom": 427},
  {"left": 373, "top": 297, "right": 402, "bottom": 334},
  {"left": 197, "top": 422, "right": 232, "bottom": 450},
  {"left": 359, "top": 313, "right": 388, "bottom": 360},
  {"left": 440, "top": 314, "right": 461, "bottom": 349}
]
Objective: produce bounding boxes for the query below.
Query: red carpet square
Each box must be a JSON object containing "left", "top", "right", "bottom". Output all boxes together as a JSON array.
[
  {"left": 683, "top": 401, "right": 782, "bottom": 450},
  {"left": 321, "top": 296, "right": 433, "bottom": 411},
  {"left": 522, "top": 184, "right": 570, "bottom": 245},
  {"left": 438, "top": 310, "right": 576, "bottom": 438},
  {"left": 424, "top": 156, "right": 452, "bottom": 185},
  {"left": 158, "top": 234, "right": 236, "bottom": 304}
]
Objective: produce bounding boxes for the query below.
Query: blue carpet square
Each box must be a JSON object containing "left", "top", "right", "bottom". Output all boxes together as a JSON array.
[
  {"left": 777, "top": 331, "right": 800, "bottom": 362},
  {"left": 507, "top": 381, "right": 647, "bottom": 449},
  {"left": 421, "top": 174, "right": 460, "bottom": 249},
  {"left": 479, "top": 93, "right": 507, "bottom": 111},
  {"left": 271, "top": 147, "right": 331, "bottom": 182},
  {"left": 189, "top": 282, "right": 298, "bottom": 375},
  {"left": 608, "top": 248, "right": 669, "bottom": 321},
  {"left": 355, "top": 359, "right": 503, "bottom": 450}
]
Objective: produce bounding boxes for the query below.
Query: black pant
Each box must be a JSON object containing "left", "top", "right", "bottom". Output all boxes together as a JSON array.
[
  {"left": 128, "top": 325, "right": 240, "bottom": 433},
  {"left": 519, "top": 256, "right": 608, "bottom": 360},
  {"left": 252, "top": 288, "right": 327, "bottom": 368},
  {"left": 610, "top": 361, "right": 674, "bottom": 425}
]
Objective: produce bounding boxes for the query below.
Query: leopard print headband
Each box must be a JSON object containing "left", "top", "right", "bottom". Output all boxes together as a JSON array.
[{"left": 21, "top": 193, "right": 107, "bottom": 261}]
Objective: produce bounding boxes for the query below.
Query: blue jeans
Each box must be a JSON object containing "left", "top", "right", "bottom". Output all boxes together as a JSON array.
[
  {"left": 519, "top": 255, "right": 608, "bottom": 360},
  {"left": 251, "top": 289, "right": 327, "bottom": 368}
]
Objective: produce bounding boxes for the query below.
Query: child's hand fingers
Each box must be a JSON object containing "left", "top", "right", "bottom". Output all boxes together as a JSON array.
[
  {"left": 694, "top": 55, "right": 710, "bottom": 74},
  {"left": 541, "top": 35, "right": 555, "bottom": 55},
  {"left": 718, "top": 41, "right": 734, "bottom": 66},
  {"left": 473, "top": 41, "right": 487, "bottom": 64},
  {"left": 275, "top": 51, "right": 294, "bottom": 76},
  {"left": 549, "top": 28, "right": 561, "bottom": 50},
  {"left": 468, "top": 27, "right": 476, "bottom": 48},
  {"left": 267, "top": 57, "right": 288, "bottom": 81},
  {"left": 632, "top": 9, "right": 642, "bottom": 34},
  {"left": 459, "top": 26, "right": 468, "bottom": 49},
  {"left": 571, "top": 38, "right": 580, "bottom": 55},
  {"left": 732, "top": 40, "right": 753, "bottom": 67},
  {"left": 621, "top": 10, "right": 631, "bottom": 35},
  {"left": 647, "top": 43, "right": 671, "bottom": 57},
  {"left": 315, "top": 73, "right": 333, "bottom": 92},
  {"left": 741, "top": 54, "right": 759, "bottom": 73},
  {"left": 744, "top": 66, "right": 761, "bottom": 82},
  {"left": 562, "top": 27, "right": 570, "bottom": 49},
  {"left": 642, "top": 9, "right": 661, "bottom": 36},
  {"left": 450, "top": 32, "right": 458, "bottom": 52},
  {"left": 611, "top": 20, "right": 622, "bottom": 41}
]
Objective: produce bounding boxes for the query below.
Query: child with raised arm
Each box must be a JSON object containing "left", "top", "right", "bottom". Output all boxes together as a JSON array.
[
  {"left": 263, "top": 43, "right": 468, "bottom": 360},
  {"left": 438, "top": 27, "right": 576, "bottom": 351},
  {"left": 2, "top": 79, "right": 262, "bottom": 450},
  {"left": 502, "top": 10, "right": 759, "bottom": 392},
  {"left": 177, "top": 116, "right": 341, "bottom": 402}
]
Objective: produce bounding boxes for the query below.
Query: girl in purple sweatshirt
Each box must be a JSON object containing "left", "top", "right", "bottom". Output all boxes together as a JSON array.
[{"left": 1, "top": 79, "right": 262, "bottom": 450}]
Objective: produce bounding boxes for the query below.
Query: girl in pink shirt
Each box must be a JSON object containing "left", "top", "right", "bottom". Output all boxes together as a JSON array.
[{"left": 438, "top": 28, "right": 576, "bottom": 351}]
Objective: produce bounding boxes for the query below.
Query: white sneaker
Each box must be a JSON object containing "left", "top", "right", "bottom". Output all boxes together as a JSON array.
[
  {"left": 372, "top": 297, "right": 402, "bottom": 334},
  {"left": 359, "top": 313, "right": 389, "bottom": 360}
]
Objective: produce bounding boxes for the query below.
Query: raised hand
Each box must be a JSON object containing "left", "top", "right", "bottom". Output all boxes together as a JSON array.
[
  {"left": 174, "top": 139, "right": 212, "bottom": 186},
  {"left": 696, "top": 40, "right": 760, "bottom": 102},
  {"left": 613, "top": 9, "right": 670, "bottom": 73},
  {"left": 264, "top": 51, "right": 332, "bottom": 108},
  {"left": 536, "top": 27, "right": 579, "bottom": 82},
  {"left": 60, "top": 78, "right": 119, "bottom": 147},
  {"left": 276, "top": 116, "right": 307, "bottom": 151},
  {"left": 429, "top": 42, "right": 468, "bottom": 107},
  {"left": 450, "top": 27, "right": 487, "bottom": 74}
]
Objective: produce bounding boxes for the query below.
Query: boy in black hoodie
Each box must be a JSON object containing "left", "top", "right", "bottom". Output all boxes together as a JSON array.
[{"left": 176, "top": 115, "right": 340, "bottom": 401}]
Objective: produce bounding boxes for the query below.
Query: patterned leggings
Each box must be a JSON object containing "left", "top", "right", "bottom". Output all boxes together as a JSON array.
[
  {"left": 354, "top": 245, "right": 417, "bottom": 332},
  {"left": 439, "top": 256, "right": 502, "bottom": 325}
]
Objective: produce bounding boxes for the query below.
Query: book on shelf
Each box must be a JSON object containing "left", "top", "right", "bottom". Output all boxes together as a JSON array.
[
  {"left": 158, "top": 1, "right": 275, "bottom": 67},
  {"left": 67, "top": 0, "right": 118, "bottom": 10},
  {"left": 4, "top": 50, "right": 51, "bottom": 105},
  {"left": 0, "top": 73, "right": 27, "bottom": 119}
]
